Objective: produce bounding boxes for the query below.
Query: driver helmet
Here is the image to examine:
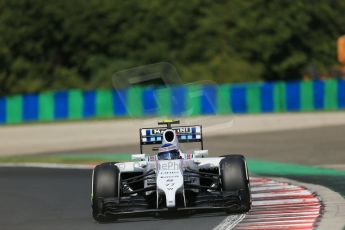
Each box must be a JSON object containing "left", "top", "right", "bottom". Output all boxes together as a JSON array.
[{"left": 157, "top": 143, "right": 180, "bottom": 160}]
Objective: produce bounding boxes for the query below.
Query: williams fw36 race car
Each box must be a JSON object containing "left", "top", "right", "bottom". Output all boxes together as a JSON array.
[{"left": 91, "top": 120, "right": 251, "bottom": 221}]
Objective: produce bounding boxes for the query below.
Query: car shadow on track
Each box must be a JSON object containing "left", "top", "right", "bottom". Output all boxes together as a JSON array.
[{"left": 96, "top": 212, "right": 229, "bottom": 224}]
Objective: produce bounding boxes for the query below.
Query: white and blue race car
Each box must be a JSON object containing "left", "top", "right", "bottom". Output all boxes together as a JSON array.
[{"left": 91, "top": 120, "right": 251, "bottom": 221}]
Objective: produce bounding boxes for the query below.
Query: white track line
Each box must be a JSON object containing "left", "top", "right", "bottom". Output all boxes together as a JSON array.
[
  {"left": 252, "top": 190, "right": 312, "bottom": 198},
  {"left": 213, "top": 214, "right": 246, "bottom": 230},
  {"left": 235, "top": 223, "right": 315, "bottom": 229},
  {"left": 252, "top": 198, "right": 319, "bottom": 206}
]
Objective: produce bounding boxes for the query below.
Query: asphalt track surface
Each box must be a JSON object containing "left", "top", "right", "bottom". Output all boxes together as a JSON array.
[
  {"left": 0, "top": 167, "right": 227, "bottom": 230},
  {"left": 1, "top": 125, "right": 344, "bottom": 230},
  {"left": 0, "top": 168, "right": 322, "bottom": 230}
]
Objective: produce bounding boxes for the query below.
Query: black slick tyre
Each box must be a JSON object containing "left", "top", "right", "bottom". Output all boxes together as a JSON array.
[
  {"left": 220, "top": 155, "right": 251, "bottom": 213},
  {"left": 92, "top": 162, "right": 119, "bottom": 222}
]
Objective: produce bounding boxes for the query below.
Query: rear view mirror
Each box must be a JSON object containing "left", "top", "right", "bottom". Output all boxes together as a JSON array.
[
  {"left": 193, "top": 150, "right": 208, "bottom": 158},
  {"left": 131, "top": 154, "right": 146, "bottom": 161}
]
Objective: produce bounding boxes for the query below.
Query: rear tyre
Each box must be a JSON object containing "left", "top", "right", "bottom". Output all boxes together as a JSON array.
[
  {"left": 92, "top": 162, "right": 119, "bottom": 222},
  {"left": 220, "top": 155, "right": 251, "bottom": 213}
]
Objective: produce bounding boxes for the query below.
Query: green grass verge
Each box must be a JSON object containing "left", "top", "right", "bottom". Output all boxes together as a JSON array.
[{"left": 247, "top": 159, "right": 345, "bottom": 176}]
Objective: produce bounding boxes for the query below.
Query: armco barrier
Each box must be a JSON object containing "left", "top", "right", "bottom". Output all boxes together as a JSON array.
[{"left": 0, "top": 79, "right": 344, "bottom": 124}]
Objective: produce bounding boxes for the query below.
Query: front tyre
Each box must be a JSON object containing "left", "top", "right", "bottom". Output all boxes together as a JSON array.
[
  {"left": 92, "top": 162, "right": 119, "bottom": 222},
  {"left": 220, "top": 155, "right": 251, "bottom": 213}
]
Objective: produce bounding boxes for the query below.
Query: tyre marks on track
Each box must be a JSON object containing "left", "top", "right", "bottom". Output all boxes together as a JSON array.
[{"left": 234, "top": 177, "right": 321, "bottom": 230}]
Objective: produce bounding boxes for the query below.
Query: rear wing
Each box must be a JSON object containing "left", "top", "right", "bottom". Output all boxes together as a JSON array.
[{"left": 139, "top": 125, "right": 203, "bottom": 153}]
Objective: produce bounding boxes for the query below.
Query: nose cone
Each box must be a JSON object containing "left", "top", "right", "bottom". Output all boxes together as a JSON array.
[{"left": 156, "top": 160, "right": 184, "bottom": 208}]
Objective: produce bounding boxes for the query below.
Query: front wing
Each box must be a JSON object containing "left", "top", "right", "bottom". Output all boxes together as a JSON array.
[{"left": 94, "top": 190, "right": 246, "bottom": 220}]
